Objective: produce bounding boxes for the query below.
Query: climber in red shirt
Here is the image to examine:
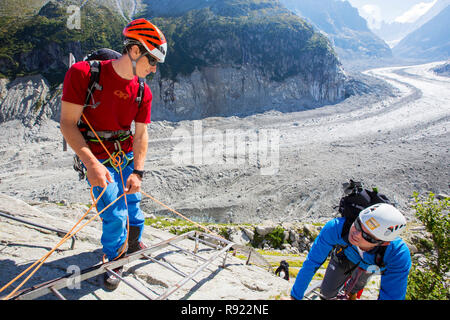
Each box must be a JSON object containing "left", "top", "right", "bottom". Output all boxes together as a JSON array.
[{"left": 60, "top": 18, "right": 167, "bottom": 290}]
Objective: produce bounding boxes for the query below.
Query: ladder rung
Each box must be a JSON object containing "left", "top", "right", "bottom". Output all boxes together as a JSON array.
[
  {"left": 105, "top": 268, "right": 155, "bottom": 300},
  {"left": 50, "top": 287, "right": 66, "bottom": 300},
  {"left": 143, "top": 254, "right": 190, "bottom": 279}
]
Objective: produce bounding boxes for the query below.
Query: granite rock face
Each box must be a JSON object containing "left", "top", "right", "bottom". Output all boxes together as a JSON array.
[
  {"left": 149, "top": 63, "right": 346, "bottom": 121},
  {"left": 0, "top": 75, "right": 53, "bottom": 126}
]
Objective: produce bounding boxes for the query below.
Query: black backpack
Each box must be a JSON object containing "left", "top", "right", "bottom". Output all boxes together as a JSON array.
[
  {"left": 335, "top": 180, "right": 392, "bottom": 268},
  {"left": 83, "top": 48, "right": 146, "bottom": 110},
  {"left": 337, "top": 180, "right": 392, "bottom": 236}
]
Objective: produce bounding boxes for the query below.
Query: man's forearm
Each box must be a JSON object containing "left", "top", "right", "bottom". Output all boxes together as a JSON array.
[{"left": 132, "top": 130, "right": 148, "bottom": 171}]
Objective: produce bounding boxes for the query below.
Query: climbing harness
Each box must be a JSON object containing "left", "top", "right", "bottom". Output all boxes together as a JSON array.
[
  {"left": 339, "top": 267, "right": 365, "bottom": 300},
  {"left": 303, "top": 262, "right": 374, "bottom": 300},
  {"left": 73, "top": 137, "right": 134, "bottom": 181}
]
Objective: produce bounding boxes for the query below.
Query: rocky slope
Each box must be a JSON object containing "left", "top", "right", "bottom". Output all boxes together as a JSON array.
[
  {"left": 0, "top": 75, "right": 53, "bottom": 126},
  {"left": 0, "top": 193, "right": 292, "bottom": 300}
]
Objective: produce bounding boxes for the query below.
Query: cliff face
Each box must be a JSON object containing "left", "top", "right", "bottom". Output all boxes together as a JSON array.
[
  {"left": 144, "top": 0, "right": 347, "bottom": 120},
  {"left": 0, "top": 75, "right": 51, "bottom": 126},
  {"left": 149, "top": 59, "right": 345, "bottom": 121}
]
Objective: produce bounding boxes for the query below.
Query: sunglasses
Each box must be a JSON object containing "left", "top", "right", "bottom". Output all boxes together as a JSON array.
[
  {"left": 144, "top": 53, "right": 158, "bottom": 66},
  {"left": 354, "top": 218, "right": 384, "bottom": 244}
]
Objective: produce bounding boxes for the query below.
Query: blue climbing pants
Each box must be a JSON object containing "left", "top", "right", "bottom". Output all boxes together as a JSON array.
[{"left": 87, "top": 153, "right": 145, "bottom": 261}]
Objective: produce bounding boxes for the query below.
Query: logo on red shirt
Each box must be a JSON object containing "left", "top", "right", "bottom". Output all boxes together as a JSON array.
[{"left": 114, "top": 90, "right": 130, "bottom": 100}]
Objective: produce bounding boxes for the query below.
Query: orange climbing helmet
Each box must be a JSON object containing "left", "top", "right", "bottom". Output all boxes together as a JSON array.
[{"left": 123, "top": 18, "right": 167, "bottom": 63}]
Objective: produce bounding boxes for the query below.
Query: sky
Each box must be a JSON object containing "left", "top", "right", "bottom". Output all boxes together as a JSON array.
[{"left": 346, "top": 0, "right": 439, "bottom": 28}]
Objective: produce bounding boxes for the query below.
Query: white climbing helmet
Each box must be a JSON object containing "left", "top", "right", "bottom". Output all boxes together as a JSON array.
[{"left": 359, "top": 203, "right": 407, "bottom": 242}]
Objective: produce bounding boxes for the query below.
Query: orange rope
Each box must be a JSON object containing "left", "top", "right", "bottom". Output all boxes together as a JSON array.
[
  {"left": 1, "top": 190, "right": 226, "bottom": 300},
  {"left": 0, "top": 187, "right": 126, "bottom": 300},
  {"left": 141, "top": 191, "right": 223, "bottom": 240},
  {"left": 81, "top": 113, "right": 130, "bottom": 262},
  {"left": 1, "top": 112, "right": 133, "bottom": 300}
]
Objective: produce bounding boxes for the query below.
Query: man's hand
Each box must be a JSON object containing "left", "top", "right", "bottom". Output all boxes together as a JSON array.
[
  {"left": 125, "top": 173, "right": 142, "bottom": 194},
  {"left": 86, "top": 162, "right": 113, "bottom": 189}
]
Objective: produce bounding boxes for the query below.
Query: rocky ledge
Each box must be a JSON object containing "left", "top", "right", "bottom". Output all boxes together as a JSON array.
[{"left": 0, "top": 193, "right": 291, "bottom": 300}]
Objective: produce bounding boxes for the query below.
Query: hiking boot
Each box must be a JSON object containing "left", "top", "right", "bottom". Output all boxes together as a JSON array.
[
  {"left": 127, "top": 240, "right": 150, "bottom": 260},
  {"left": 127, "top": 240, "right": 148, "bottom": 254},
  {"left": 127, "top": 225, "right": 149, "bottom": 258},
  {"left": 103, "top": 266, "right": 123, "bottom": 291}
]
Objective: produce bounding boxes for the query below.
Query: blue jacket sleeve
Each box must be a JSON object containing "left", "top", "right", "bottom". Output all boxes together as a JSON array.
[
  {"left": 290, "top": 218, "right": 343, "bottom": 300},
  {"left": 378, "top": 239, "right": 411, "bottom": 300}
]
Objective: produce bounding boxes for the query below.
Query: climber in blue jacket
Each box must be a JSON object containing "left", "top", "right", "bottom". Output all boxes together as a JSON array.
[{"left": 290, "top": 203, "right": 411, "bottom": 300}]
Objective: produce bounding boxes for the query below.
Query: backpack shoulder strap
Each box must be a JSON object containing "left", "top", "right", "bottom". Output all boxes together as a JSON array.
[
  {"left": 374, "top": 245, "right": 387, "bottom": 268},
  {"left": 135, "top": 77, "right": 146, "bottom": 108},
  {"left": 341, "top": 217, "right": 353, "bottom": 240},
  {"left": 84, "top": 60, "right": 102, "bottom": 109}
]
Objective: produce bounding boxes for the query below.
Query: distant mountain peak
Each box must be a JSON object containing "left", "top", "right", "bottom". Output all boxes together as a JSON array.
[
  {"left": 393, "top": 4, "right": 450, "bottom": 61},
  {"left": 279, "top": 0, "right": 391, "bottom": 61}
]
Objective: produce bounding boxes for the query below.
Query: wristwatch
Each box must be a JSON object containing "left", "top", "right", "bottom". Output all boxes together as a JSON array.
[{"left": 132, "top": 169, "right": 144, "bottom": 179}]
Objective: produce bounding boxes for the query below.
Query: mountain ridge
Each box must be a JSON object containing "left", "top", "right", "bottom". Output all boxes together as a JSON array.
[
  {"left": 279, "top": 0, "right": 392, "bottom": 61},
  {"left": 371, "top": 0, "right": 450, "bottom": 48},
  {"left": 393, "top": 5, "right": 450, "bottom": 61}
]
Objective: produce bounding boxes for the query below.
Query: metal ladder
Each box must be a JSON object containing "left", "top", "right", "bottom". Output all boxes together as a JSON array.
[
  {"left": 0, "top": 210, "right": 76, "bottom": 250},
  {"left": 303, "top": 280, "right": 324, "bottom": 300},
  {"left": 4, "top": 231, "right": 235, "bottom": 300}
]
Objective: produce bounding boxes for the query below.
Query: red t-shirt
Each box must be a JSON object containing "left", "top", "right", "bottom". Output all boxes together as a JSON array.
[{"left": 62, "top": 60, "right": 152, "bottom": 159}]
